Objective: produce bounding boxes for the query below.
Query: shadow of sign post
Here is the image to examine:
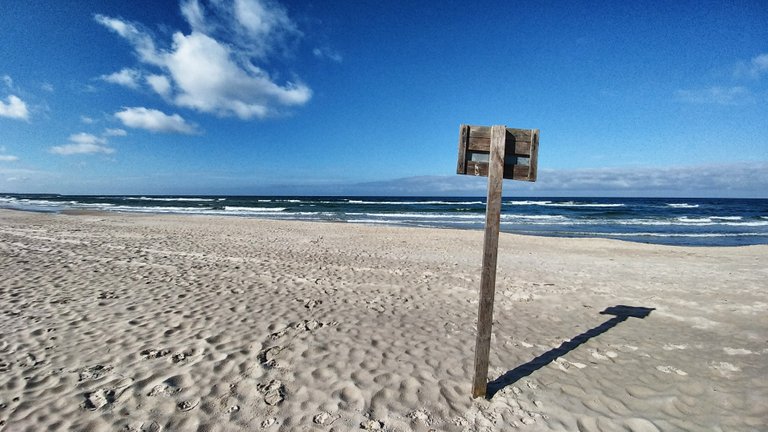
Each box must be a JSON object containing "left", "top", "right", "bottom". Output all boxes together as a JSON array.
[
  {"left": 456, "top": 124, "right": 539, "bottom": 398},
  {"left": 486, "top": 305, "right": 655, "bottom": 399}
]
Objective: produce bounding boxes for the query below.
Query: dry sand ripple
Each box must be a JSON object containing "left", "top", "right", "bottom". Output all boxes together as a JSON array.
[{"left": 0, "top": 209, "right": 766, "bottom": 431}]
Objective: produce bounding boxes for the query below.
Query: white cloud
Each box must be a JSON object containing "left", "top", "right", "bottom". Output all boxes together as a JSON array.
[
  {"left": 50, "top": 132, "right": 115, "bottom": 155},
  {"left": 50, "top": 143, "right": 116, "bottom": 155},
  {"left": 94, "top": 14, "right": 163, "bottom": 66},
  {"left": 0, "top": 155, "right": 19, "bottom": 162},
  {"left": 335, "top": 162, "right": 768, "bottom": 198},
  {"left": 734, "top": 53, "right": 768, "bottom": 79},
  {"left": 3, "top": 75, "right": 13, "bottom": 88},
  {"left": 95, "top": 0, "right": 311, "bottom": 120},
  {"left": 313, "top": 47, "right": 343, "bottom": 63},
  {"left": 180, "top": 0, "right": 207, "bottom": 32},
  {"left": 101, "top": 68, "right": 142, "bottom": 88},
  {"left": 182, "top": 0, "right": 300, "bottom": 58},
  {"left": 675, "top": 86, "right": 753, "bottom": 105},
  {"left": 0, "top": 95, "right": 30, "bottom": 120},
  {"left": 115, "top": 107, "right": 198, "bottom": 134},
  {"left": 104, "top": 128, "right": 128, "bottom": 137},
  {"left": 164, "top": 31, "right": 310, "bottom": 118},
  {"left": 146, "top": 74, "right": 171, "bottom": 97},
  {"left": 41, "top": 82, "right": 55, "bottom": 92},
  {"left": 81, "top": 115, "right": 96, "bottom": 124},
  {"left": 69, "top": 132, "right": 107, "bottom": 145}
]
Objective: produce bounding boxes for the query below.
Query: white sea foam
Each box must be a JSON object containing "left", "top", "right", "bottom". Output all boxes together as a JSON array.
[
  {"left": 504, "top": 214, "right": 568, "bottom": 220},
  {"left": 671, "top": 217, "right": 768, "bottom": 226},
  {"left": 507, "top": 200, "right": 552, "bottom": 205},
  {"left": 667, "top": 203, "right": 699, "bottom": 208},
  {"left": 347, "top": 219, "right": 408, "bottom": 225},
  {"left": 546, "top": 202, "right": 625, "bottom": 208},
  {"left": 586, "top": 232, "right": 768, "bottom": 238},
  {"left": 127, "top": 196, "right": 216, "bottom": 202},
  {"left": 349, "top": 212, "right": 484, "bottom": 220},
  {"left": 347, "top": 200, "right": 484, "bottom": 205},
  {"left": 104, "top": 205, "right": 206, "bottom": 213},
  {"left": 677, "top": 217, "right": 713, "bottom": 223},
  {"left": 224, "top": 206, "right": 286, "bottom": 212},
  {"left": 506, "top": 200, "right": 624, "bottom": 208}
]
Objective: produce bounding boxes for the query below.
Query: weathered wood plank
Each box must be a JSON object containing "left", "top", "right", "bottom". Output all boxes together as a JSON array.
[
  {"left": 469, "top": 136, "right": 532, "bottom": 155},
  {"left": 457, "top": 124, "right": 469, "bottom": 175},
  {"left": 506, "top": 164, "right": 531, "bottom": 180},
  {"left": 458, "top": 124, "right": 538, "bottom": 180},
  {"left": 466, "top": 161, "right": 489, "bottom": 177},
  {"left": 467, "top": 137, "right": 490, "bottom": 152},
  {"left": 466, "top": 161, "right": 530, "bottom": 180},
  {"left": 472, "top": 125, "right": 506, "bottom": 399},
  {"left": 469, "top": 126, "right": 533, "bottom": 142},
  {"left": 528, "top": 129, "right": 539, "bottom": 182}
]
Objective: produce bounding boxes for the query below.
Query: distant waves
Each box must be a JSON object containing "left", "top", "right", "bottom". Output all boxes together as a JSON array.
[{"left": 1, "top": 195, "right": 767, "bottom": 247}]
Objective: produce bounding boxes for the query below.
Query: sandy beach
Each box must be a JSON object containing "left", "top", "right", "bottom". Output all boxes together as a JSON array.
[{"left": 0, "top": 208, "right": 766, "bottom": 431}]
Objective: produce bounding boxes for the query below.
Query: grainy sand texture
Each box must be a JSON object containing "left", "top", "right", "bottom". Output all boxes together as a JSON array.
[{"left": 1, "top": 209, "right": 766, "bottom": 431}]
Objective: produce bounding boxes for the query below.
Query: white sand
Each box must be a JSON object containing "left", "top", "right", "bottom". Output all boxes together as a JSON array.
[{"left": 1, "top": 209, "right": 766, "bottom": 431}]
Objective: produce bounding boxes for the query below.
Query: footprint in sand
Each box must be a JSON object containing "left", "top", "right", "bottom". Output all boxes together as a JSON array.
[
  {"left": 360, "top": 419, "right": 384, "bottom": 430},
  {"left": 76, "top": 364, "right": 113, "bottom": 381},
  {"left": 140, "top": 348, "right": 194, "bottom": 363},
  {"left": 171, "top": 351, "right": 193, "bottom": 363},
  {"left": 177, "top": 399, "right": 200, "bottom": 411},
  {"left": 125, "top": 420, "right": 162, "bottom": 432},
  {"left": 269, "top": 319, "right": 328, "bottom": 340},
  {"left": 259, "top": 346, "right": 284, "bottom": 368},
  {"left": 225, "top": 405, "right": 240, "bottom": 414},
  {"left": 407, "top": 409, "right": 432, "bottom": 425},
  {"left": 313, "top": 411, "right": 340, "bottom": 425},
  {"left": 148, "top": 384, "right": 181, "bottom": 397},
  {"left": 82, "top": 378, "right": 133, "bottom": 410},
  {"left": 140, "top": 349, "right": 171, "bottom": 359},
  {"left": 258, "top": 380, "right": 285, "bottom": 406},
  {"left": 655, "top": 365, "right": 688, "bottom": 376}
]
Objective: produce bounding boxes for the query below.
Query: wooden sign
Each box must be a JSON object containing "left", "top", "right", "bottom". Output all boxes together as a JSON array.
[
  {"left": 456, "top": 124, "right": 539, "bottom": 399},
  {"left": 457, "top": 125, "right": 538, "bottom": 182}
]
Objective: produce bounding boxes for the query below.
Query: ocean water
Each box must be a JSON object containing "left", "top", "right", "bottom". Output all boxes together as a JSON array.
[{"left": 1, "top": 194, "right": 767, "bottom": 247}]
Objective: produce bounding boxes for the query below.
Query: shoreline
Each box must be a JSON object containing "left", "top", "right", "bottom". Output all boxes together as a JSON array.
[
  {"left": 1, "top": 209, "right": 766, "bottom": 431},
  {"left": 4, "top": 205, "right": 767, "bottom": 250},
  {"left": 2, "top": 194, "right": 767, "bottom": 248}
]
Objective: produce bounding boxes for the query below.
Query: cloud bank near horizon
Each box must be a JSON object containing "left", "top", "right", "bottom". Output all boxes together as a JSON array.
[
  {"left": 2, "top": 161, "right": 766, "bottom": 198},
  {"left": 319, "top": 162, "right": 768, "bottom": 198}
]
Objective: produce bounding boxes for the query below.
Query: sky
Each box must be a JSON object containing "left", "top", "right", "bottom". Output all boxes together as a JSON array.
[{"left": 0, "top": 0, "right": 766, "bottom": 197}]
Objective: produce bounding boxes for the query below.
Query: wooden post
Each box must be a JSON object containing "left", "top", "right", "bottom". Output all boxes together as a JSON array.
[{"left": 471, "top": 125, "right": 506, "bottom": 398}]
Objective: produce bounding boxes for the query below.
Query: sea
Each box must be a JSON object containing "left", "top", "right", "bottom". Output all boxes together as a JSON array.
[{"left": 1, "top": 194, "right": 767, "bottom": 247}]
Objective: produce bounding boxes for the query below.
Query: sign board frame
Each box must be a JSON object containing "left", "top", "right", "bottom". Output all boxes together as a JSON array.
[
  {"left": 457, "top": 124, "right": 539, "bottom": 182},
  {"left": 456, "top": 124, "right": 539, "bottom": 399}
]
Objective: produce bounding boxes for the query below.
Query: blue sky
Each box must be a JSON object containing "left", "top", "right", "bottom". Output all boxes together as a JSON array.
[{"left": 0, "top": 0, "right": 766, "bottom": 197}]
